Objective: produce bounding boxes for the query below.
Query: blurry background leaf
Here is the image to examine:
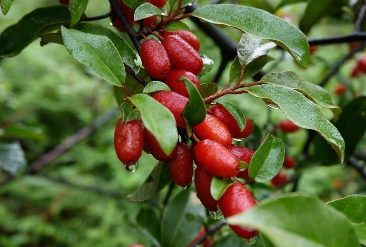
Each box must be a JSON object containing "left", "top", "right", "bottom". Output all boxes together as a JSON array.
[
  {"left": 0, "top": 142, "right": 26, "bottom": 175},
  {"left": 0, "top": 0, "right": 14, "bottom": 15}
]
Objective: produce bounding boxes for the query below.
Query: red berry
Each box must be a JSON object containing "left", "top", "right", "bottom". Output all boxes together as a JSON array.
[
  {"left": 271, "top": 172, "right": 287, "bottom": 187},
  {"left": 309, "top": 45, "right": 317, "bottom": 54},
  {"left": 164, "top": 70, "right": 200, "bottom": 97},
  {"left": 140, "top": 39, "right": 171, "bottom": 79},
  {"left": 153, "top": 91, "right": 188, "bottom": 128},
  {"left": 334, "top": 84, "right": 347, "bottom": 95},
  {"left": 351, "top": 65, "right": 360, "bottom": 78},
  {"left": 162, "top": 30, "right": 200, "bottom": 51},
  {"left": 279, "top": 120, "right": 300, "bottom": 133},
  {"left": 194, "top": 166, "right": 218, "bottom": 211},
  {"left": 110, "top": 0, "right": 135, "bottom": 32},
  {"left": 162, "top": 35, "right": 203, "bottom": 75},
  {"left": 143, "top": 16, "right": 157, "bottom": 28},
  {"left": 219, "top": 183, "right": 258, "bottom": 239},
  {"left": 283, "top": 156, "right": 296, "bottom": 169},
  {"left": 193, "top": 114, "right": 232, "bottom": 146},
  {"left": 168, "top": 143, "right": 193, "bottom": 187},
  {"left": 210, "top": 104, "right": 253, "bottom": 139},
  {"left": 114, "top": 119, "right": 144, "bottom": 166},
  {"left": 227, "top": 144, "right": 255, "bottom": 179},
  {"left": 194, "top": 140, "right": 239, "bottom": 178},
  {"left": 144, "top": 129, "right": 177, "bottom": 161},
  {"left": 358, "top": 56, "right": 366, "bottom": 73},
  {"left": 204, "top": 238, "right": 215, "bottom": 247},
  {"left": 59, "top": 0, "right": 69, "bottom": 4},
  {"left": 148, "top": 0, "right": 166, "bottom": 8}
]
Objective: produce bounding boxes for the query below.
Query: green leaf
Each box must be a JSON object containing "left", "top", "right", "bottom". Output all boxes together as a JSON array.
[
  {"left": 200, "top": 55, "right": 215, "bottom": 76},
  {"left": 134, "top": 3, "right": 165, "bottom": 21},
  {"left": 40, "top": 33, "right": 64, "bottom": 47},
  {"left": 261, "top": 71, "right": 341, "bottom": 118},
  {"left": 193, "top": 4, "right": 309, "bottom": 68},
  {"left": 247, "top": 84, "right": 345, "bottom": 163},
  {"left": 1, "top": 124, "right": 46, "bottom": 141},
  {"left": 164, "top": 21, "right": 190, "bottom": 31},
  {"left": 200, "top": 82, "right": 218, "bottom": 98},
  {"left": 136, "top": 207, "right": 161, "bottom": 245},
  {"left": 227, "top": 194, "right": 360, "bottom": 247},
  {"left": 248, "top": 134, "right": 285, "bottom": 182},
  {"left": 127, "top": 162, "right": 171, "bottom": 202},
  {"left": 327, "top": 195, "right": 366, "bottom": 224},
  {"left": 212, "top": 233, "right": 263, "bottom": 247},
  {"left": 161, "top": 190, "right": 205, "bottom": 247},
  {"left": 353, "top": 224, "right": 366, "bottom": 245},
  {"left": 123, "top": 0, "right": 145, "bottom": 9},
  {"left": 181, "top": 77, "right": 206, "bottom": 126},
  {"left": 0, "top": 142, "right": 26, "bottom": 175},
  {"left": 230, "top": 56, "right": 273, "bottom": 84},
  {"left": 75, "top": 23, "right": 139, "bottom": 72},
  {"left": 128, "top": 94, "right": 178, "bottom": 156},
  {"left": 143, "top": 81, "right": 170, "bottom": 94},
  {"left": 210, "top": 177, "right": 234, "bottom": 201},
  {"left": 237, "top": 33, "right": 276, "bottom": 67},
  {"left": 0, "top": 0, "right": 14, "bottom": 15},
  {"left": 70, "top": 0, "right": 89, "bottom": 26},
  {"left": 0, "top": 6, "right": 70, "bottom": 57},
  {"left": 61, "top": 27, "right": 126, "bottom": 86},
  {"left": 217, "top": 102, "right": 246, "bottom": 131},
  {"left": 114, "top": 74, "right": 144, "bottom": 105},
  {"left": 169, "top": 0, "right": 193, "bottom": 11}
]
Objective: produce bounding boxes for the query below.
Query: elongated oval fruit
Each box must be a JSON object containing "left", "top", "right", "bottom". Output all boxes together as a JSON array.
[
  {"left": 148, "top": 0, "right": 166, "bottom": 8},
  {"left": 164, "top": 70, "right": 200, "bottom": 97},
  {"left": 227, "top": 144, "right": 255, "bottom": 179},
  {"left": 168, "top": 143, "right": 193, "bottom": 187},
  {"left": 162, "top": 35, "right": 203, "bottom": 75},
  {"left": 210, "top": 104, "right": 253, "bottom": 139},
  {"left": 140, "top": 39, "right": 171, "bottom": 79},
  {"left": 219, "top": 182, "right": 259, "bottom": 239},
  {"left": 194, "top": 140, "right": 239, "bottom": 178},
  {"left": 162, "top": 30, "right": 200, "bottom": 51},
  {"left": 114, "top": 119, "right": 144, "bottom": 166},
  {"left": 195, "top": 166, "right": 218, "bottom": 211},
  {"left": 144, "top": 128, "right": 177, "bottom": 161},
  {"left": 110, "top": 0, "right": 135, "bottom": 32},
  {"left": 283, "top": 156, "right": 296, "bottom": 169},
  {"left": 193, "top": 114, "right": 232, "bottom": 146},
  {"left": 153, "top": 91, "right": 188, "bottom": 128},
  {"left": 143, "top": 16, "right": 157, "bottom": 28},
  {"left": 279, "top": 119, "right": 300, "bottom": 133}
]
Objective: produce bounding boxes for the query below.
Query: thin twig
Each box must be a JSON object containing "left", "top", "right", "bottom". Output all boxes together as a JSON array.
[
  {"left": 83, "top": 12, "right": 112, "bottom": 22},
  {"left": 127, "top": 70, "right": 148, "bottom": 86},
  {"left": 348, "top": 157, "right": 366, "bottom": 181}
]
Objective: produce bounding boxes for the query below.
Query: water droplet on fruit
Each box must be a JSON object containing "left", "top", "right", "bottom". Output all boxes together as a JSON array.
[
  {"left": 124, "top": 162, "right": 139, "bottom": 172},
  {"left": 233, "top": 138, "right": 243, "bottom": 142},
  {"left": 243, "top": 236, "right": 258, "bottom": 245},
  {"left": 187, "top": 3, "right": 193, "bottom": 6},
  {"left": 209, "top": 210, "right": 222, "bottom": 220}
]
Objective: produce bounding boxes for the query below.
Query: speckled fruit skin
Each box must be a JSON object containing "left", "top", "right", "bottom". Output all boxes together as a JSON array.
[
  {"left": 271, "top": 172, "right": 287, "bottom": 186},
  {"left": 219, "top": 183, "right": 259, "bottom": 239},
  {"left": 279, "top": 120, "right": 300, "bottom": 133},
  {"left": 143, "top": 129, "right": 177, "bottom": 161},
  {"left": 162, "top": 30, "right": 200, "bottom": 51},
  {"left": 335, "top": 84, "right": 347, "bottom": 95},
  {"left": 210, "top": 104, "right": 253, "bottom": 139},
  {"left": 194, "top": 140, "right": 239, "bottom": 178},
  {"left": 148, "top": 0, "right": 166, "bottom": 8},
  {"left": 110, "top": 0, "right": 135, "bottom": 32},
  {"left": 194, "top": 166, "right": 218, "bottom": 211},
  {"left": 168, "top": 143, "right": 193, "bottom": 187},
  {"left": 164, "top": 70, "right": 200, "bottom": 97},
  {"left": 227, "top": 144, "right": 255, "bottom": 179},
  {"left": 59, "top": 0, "right": 69, "bottom": 4},
  {"left": 162, "top": 35, "right": 203, "bottom": 75},
  {"left": 193, "top": 114, "right": 232, "bottom": 146},
  {"left": 283, "top": 156, "right": 296, "bottom": 169},
  {"left": 153, "top": 91, "right": 188, "bottom": 128},
  {"left": 140, "top": 39, "right": 171, "bottom": 79},
  {"left": 114, "top": 119, "right": 144, "bottom": 166}
]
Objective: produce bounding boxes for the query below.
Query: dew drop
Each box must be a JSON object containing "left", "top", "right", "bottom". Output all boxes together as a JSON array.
[
  {"left": 209, "top": 210, "right": 223, "bottom": 220},
  {"left": 187, "top": 3, "right": 193, "bottom": 6},
  {"left": 233, "top": 138, "right": 243, "bottom": 142},
  {"left": 124, "top": 162, "right": 139, "bottom": 172}
]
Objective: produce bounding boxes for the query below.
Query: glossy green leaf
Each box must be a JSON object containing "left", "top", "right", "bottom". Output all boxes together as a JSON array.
[
  {"left": 61, "top": 27, "right": 126, "bottom": 86},
  {"left": 75, "top": 23, "right": 138, "bottom": 72},
  {"left": 0, "top": 0, "right": 14, "bottom": 15},
  {"left": 161, "top": 190, "right": 205, "bottom": 247},
  {"left": 123, "top": 0, "right": 145, "bottom": 9},
  {"left": 136, "top": 207, "right": 161, "bottom": 245},
  {"left": 210, "top": 177, "right": 234, "bottom": 201},
  {"left": 134, "top": 3, "right": 165, "bottom": 21},
  {"left": 227, "top": 194, "right": 360, "bottom": 247},
  {"left": 128, "top": 94, "right": 178, "bottom": 156},
  {"left": 248, "top": 134, "right": 285, "bottom": 182},
  {"left": 181, "top": 77, "right": 206, "bottom": 126},
  {"left": 70, "top": 0, "right": 88, "bottom": 26},
  {"left": 40, "top": 33, "right": 63, "bottom": 47},
  {"left": 0, "top": 6, "right": 70, "bottom": 57},
  {"left": 169, "top": 0, "right": 193, "bottom": 11},
  {"left": 200, "top": 82, "right": 218, "bottom": 98},
  {"left": 218, "top": 102, "right": 246, "bottom": 131},
  {"left": 327, "top": 195, "right": 366, "bottom": 223},
  {"left": 212, "top": 233, "right": 264, "bottom": 247},
  {"left": 193, "top": 4, "right": 309, "bottom": 68},
  {"left": 143, "top": 81, "right": 170, "bottom": 94},
  {"left": 128, "top": 162, "right": 171, "bottom": 202},
  {"left": 200, "top": 55, "right": 214, "bottom": 76},
  {"left": 247, "top": 84, "right": 345, "bottom": 163},
  {"left": 353, "top": 224, "right": 366, "bottom": 245},
  {"left": 120, "top": 102, "right": 140, "bottom": 124},
  {"left": 261, "top": 71, "right": 341, "bottom": 118},
  {"left": 237, "top": 33, "right": 276, "bottom": 67},
  {"left": 164, "top": 21, "right": 190, "bottom": 31},
  {"left": 0, "top": 142, "right": 26, "bottom": 175},
  {"left": 230, "top": 56, "right": 273, "bottom": 84}
]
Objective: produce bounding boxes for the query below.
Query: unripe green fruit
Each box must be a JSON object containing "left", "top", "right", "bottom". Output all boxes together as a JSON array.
[
  {"left": 162, "top": 30, "right": 200, "bottom": 51},
  {"left": 194, "top": 166, "right": 218, "bottom": 211},
  {"left": 110, "top": 0, "right": 135, "bottom": 32},
  {"left": 143, "top": 128, "right": 177, "bottom": 161},
  {"left": 168, "top": 143, "right": 193, "bottom": 187},
  {"left": 140, "top": 39, "right": 171, "bottom": 79},
  {"left": 164, "top": 70, "right": 200, "bottom": 97}
]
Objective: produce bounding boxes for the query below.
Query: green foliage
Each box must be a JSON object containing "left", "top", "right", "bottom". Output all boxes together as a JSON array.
[
  {"left": 0, "top": 0, "right": 14, "bottom": 15},
  {"left": 134, "top": 3, "right": 166, "bottom": 21},
  {"left": 143, "top": 81, "right": 171, "bottom": 94},
  {"left": 70, "top": 0, "right": 89, "bottom": 26},
  {"left": 0, "top": 142, "right": 26, "bottom": 175},
  {"left": 182, "top": 77, "right": 206, "bottom": 126},
  {"left": 218, "top": 102, "right": 246, "bottom": 131},
  {"left": 164, "top": 21, "right": 190, "bottom": 31}
]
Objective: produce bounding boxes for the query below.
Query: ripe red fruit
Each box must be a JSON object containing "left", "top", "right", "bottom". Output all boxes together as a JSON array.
[
  {"left": 162, "top": 30, "right": 200, "bottom": 51},
  {"left": 271, "top": 172, "right": 287, "bottom": 187},
  {"left": 162, "top": 35, "right": 203, "bottom": 75},
  {"left": 153, "top": 91, "right": 188, "bottom": 128},
  {"left": 193, "top": 114, "right": 232, "bottom": 146},
  {"left": 114, "top": 119, "right": 144, "bottom": 166},
  {"left": 219, "top": 183, "right": 258, "bottom": 239},
  {"left": 144, "top": 129, "right": 177, "bottom": 161},
  {"left": 210, "top": 104, "right": 253, "bottom": 139},
  {"left": 204, "top": 238, "right": 214, "bottom": 247},
  {"left": 279, "top": 119, "right": 300, "bottom": 133},
  {"left": 358, "top": 56, "right": 366, "bottom": 73},
  {"left": 164, "top": 70, "right": 200, "bottom": 97},
  {"left": 110, "top": 0, "right": 135, "bottom": 32},
  {"left": 334, "top": 84, "right": 347, "bottom": 95},
  {"left": 143, "top": 16, "right": 157, "bottom": 28},
  {"left": 194, "top": 166, "right": 218, "bottom": 211},
  {"left": 148, "top": 0, "right": 166, "bottom": 8},
  {"left": 309, "top": 45, "right": 317, "bottom": 54},
  {"left": 351, "top": 65, "right": 360, "bottom": 78},
  {"left": 227, "top": 144, "right": 255, "bottom": 179},
  {"left": 283, "top": 156, "right": 296, "bottom": 169},
  {"left": 140, "top": 39, "right": 171, "bottom": 79},
  {"left": 194, "top": 140, "right": 239, "bottom": 178},
  {"left": 59, "top": 0, "right": 69, "bottom": 4},
  {"left": 168, "top": 143, "right": 193, "bottom": 187}
]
